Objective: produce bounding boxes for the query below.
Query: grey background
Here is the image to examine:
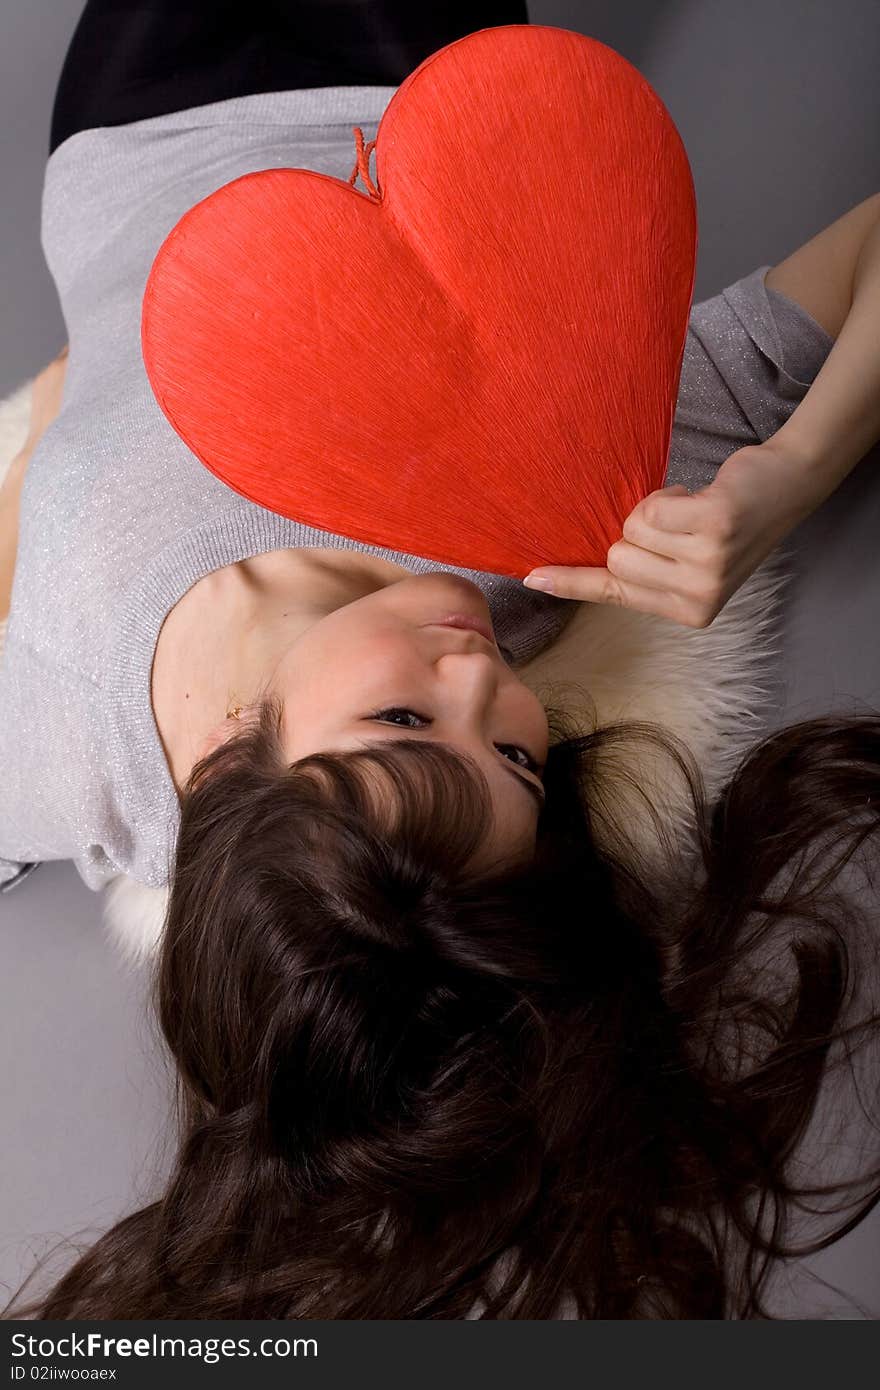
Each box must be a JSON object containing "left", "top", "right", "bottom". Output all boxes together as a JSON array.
[{"left": 1, "top": 0, "right": 879, "bottom": 1317}]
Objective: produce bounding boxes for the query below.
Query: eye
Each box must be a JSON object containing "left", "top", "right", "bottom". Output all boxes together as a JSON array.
[{"left": 366, "top": 707, "right": 542, "bottom": 775}]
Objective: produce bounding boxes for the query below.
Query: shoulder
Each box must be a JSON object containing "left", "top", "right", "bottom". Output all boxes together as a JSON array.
[
  {"left": 686, "top": 265, "right": 835, "bottom": 434},
  {"left": 763, "top": 191, "right": 880, "bottom": 340},
  {"left": 690, "top": 264, "right": 834, "bottom": 382},
  {"left": 665, "top": 265, "right": 837, "bottom": 490}
]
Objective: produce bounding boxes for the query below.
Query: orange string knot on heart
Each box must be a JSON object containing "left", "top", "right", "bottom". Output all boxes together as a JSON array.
[{"left": 348, "top": 127, "right": 381, "bottom": 202}]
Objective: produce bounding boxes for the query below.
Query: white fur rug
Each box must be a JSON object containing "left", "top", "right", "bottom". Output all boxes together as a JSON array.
[{"left": 1, "top": 376, "right": 794, "bottom": 967}]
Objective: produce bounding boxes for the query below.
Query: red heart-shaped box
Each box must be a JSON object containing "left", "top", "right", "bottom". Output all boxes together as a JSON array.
[{"left": 142, "top": 24, "right": 697, "bottom": 578}]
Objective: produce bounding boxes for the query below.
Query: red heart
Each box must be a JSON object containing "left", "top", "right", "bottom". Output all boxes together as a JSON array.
[{"left": 142, "top": 24, "right": 696, "bottom": 578}]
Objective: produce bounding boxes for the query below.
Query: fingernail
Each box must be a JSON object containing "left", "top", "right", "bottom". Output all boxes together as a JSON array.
[{"left": 523, "top": 575, "right": 555, "bottom": 593}]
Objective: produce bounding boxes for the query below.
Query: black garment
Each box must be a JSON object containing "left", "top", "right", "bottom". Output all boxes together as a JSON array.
[{"left": 49, "top": 0, "right": 530, "bottom": 155}]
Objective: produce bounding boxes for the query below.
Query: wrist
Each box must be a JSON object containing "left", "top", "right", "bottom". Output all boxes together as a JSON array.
[
  {"left": 763, "top": 410, "right": 866, "bottom": 505},
  {"left": 756, "top": 430, "right": 840, "bottom": 523},
  {"left": 768, "top": 415, "right": 824, "bottom": 470}
]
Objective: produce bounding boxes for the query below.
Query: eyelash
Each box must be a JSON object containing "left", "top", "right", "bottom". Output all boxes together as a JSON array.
[{"left": 366, "top": 707, "right": 543, "bottom": 775}]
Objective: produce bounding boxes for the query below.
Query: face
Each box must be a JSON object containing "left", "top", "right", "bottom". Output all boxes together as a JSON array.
[{"left": 263, "top": 573, "right": 550, "bottom": 866}]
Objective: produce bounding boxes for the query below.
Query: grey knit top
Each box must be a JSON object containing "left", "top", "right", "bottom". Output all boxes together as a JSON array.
[{"left": 0, "top": 85, "right": 834, "bottom": 894}]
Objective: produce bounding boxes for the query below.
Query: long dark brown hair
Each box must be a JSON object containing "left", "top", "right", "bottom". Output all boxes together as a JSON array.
[{"left": 6, "top": 692, "right": 880, "bottom": 1319}]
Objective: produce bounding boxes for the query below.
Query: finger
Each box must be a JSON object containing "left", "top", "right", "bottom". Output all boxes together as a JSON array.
[
  {"left": 621, "top": 508, "right": 710, "bottom": 562},
  {"left": 638, "top": 485, "right": 712, "bottom": 534},
  {"left": 525, "top": 541, "right": 681, "bottom": 598},
  {"left": 523, "top": 565, "right": 707, "bottom": 625},
  {"left": 523, "top": 562, "right": 672, "bottom": 604},
  {"left": 605, "top": 537, "right": 685, "bottom": 592}
]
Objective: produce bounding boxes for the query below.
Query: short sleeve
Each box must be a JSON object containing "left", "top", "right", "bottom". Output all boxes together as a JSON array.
[
  {"left": 665, "top": 264, "right": 836, "bottom": 493},
  {"left": 0, "top": 633, "right": 107, "bottom": 885},
  {"left": 0, "top": 860, "right": 41, "bottom": 894}
]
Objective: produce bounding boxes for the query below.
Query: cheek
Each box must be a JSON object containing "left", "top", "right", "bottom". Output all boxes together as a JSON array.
[
  {"left": 295, "top": 623, "right": 412, "bottom": 701},
  {"left": 519, "top": 693, "right": 550, "bottom": 756}
]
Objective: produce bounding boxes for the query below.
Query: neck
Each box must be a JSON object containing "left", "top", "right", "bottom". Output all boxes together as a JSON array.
[{"left": 151, "top": 548, "right": 411, "bottom": 795}]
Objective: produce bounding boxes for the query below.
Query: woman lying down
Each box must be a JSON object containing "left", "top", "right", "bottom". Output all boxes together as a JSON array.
[{"left": 2, "top": 3, "right": 880, "bottom": 1320}]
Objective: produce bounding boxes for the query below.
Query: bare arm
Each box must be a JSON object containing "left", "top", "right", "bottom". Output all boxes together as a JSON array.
[
  {"left": 0, "top": 346, "right": 68, "bottom": 621},
  {"left": 764, "top": 191, "right": 880, "bottom": 340},
  {"left": 765, "top": 191, "right": 880, "bottom": 509}
]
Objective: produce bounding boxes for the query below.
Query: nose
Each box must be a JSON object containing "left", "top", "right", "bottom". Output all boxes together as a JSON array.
[
  {"left": 433, "top": 639, "right": 502, "bottom": 719},
  {"left": 431, "top": 625, "right": 502, "bottom": 664},
  {"left": 427, "top": 633, "right": 548, "bottom": 765}
]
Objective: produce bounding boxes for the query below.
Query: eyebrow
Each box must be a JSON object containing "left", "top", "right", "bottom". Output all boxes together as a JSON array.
[
  {"left": 358, "top": 727, "right": 546, "bottom": 812},
  {"left": 498, "top": 758, "right": 546, "bottom": 811}
]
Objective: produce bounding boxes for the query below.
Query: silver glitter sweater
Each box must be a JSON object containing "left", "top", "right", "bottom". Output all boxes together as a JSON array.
[{"left": 0, "top": 86, "right": 834, "bottom": 893}]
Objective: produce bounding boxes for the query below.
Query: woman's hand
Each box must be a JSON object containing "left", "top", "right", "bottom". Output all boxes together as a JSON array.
[
  {"left": 522, "top": 193, "right": 880, "bottom": 630},
  {"left": 522, "top": 437, "right": 822, "bottom": 629}
]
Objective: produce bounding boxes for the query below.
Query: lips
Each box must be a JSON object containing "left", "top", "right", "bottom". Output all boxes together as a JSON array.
[{"left": 427, "top": 614, "right": 497, "bottom": 645}]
